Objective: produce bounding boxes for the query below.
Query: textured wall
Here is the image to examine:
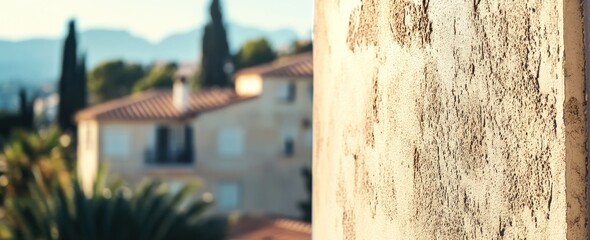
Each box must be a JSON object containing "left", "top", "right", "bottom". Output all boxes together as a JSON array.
[
  {"left": 194, "top": 83, "right": 313, "bottom": 217},
  {"left": 313, "top": 0, "right": 586, "bottom": 239}
]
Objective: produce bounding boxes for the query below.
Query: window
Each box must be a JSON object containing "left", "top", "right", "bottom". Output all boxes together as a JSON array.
[
  {"left": 284, "top": 138, "right": 294, "bottom": 157},
  {"left": 102, "top": 126, "right": 130, "bottom": 158},
  {"left": 146, "top": 126, "right": 156, "bottom": 149},
  {"left": 217, "top": 128, "right": 244, "bottom": 157},
  {"left": 183, "top": 126, "right": 194, "bottom": 163},
  {"left": 282, "top": 128, "right": 296, "bottom": 157},
  {"left": 155, "top": 126, "right": 170, "bottom": 162},
  {"left": 286, "top": 81, "right": 296, "bottom": 102},
  {"left": 150, "top": 125, "right": 194, "bottom": 164},
  {"left": 216, "top": 182, "right": 240, "bottom": 211},
  {"left": 277, "top": 81, "right": 296, "bottom": 102}
]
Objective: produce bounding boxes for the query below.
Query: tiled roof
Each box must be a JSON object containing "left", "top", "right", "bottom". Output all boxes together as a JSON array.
[
  {"left": 235, "top": 52, "right": 313, "bottom": 78},
  {"left": 229, "top": 215, "right": 311, "bottom": 240},
  {"left": 75, "top": 88, "right": 254, "bottom": 121}
]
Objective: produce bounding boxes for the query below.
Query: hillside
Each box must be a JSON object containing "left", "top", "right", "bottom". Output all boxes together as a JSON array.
[{"left": 0, "top": 23, "right": 300, "bottom": 84}]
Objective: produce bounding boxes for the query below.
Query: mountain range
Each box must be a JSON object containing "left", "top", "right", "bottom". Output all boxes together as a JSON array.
[{"left": 0, "top": 23, "right": 300, "bottom": 85}]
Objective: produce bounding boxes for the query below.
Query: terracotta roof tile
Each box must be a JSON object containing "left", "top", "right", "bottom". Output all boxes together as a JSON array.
[
  {"left": 75, "top": 88, "right": 254, "bottom": 121},
  {"left": 235, "top": 52, "right": 313, "bottom": 78},
  {"left": 229, "top": 215, "right": 311, "bottom": 240}
]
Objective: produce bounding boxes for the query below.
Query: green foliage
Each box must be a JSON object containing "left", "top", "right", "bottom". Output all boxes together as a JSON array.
[
  {"left": 0, "top": 90, "right": 34, "bottom": 140},
  {"left": 199, "top": 0, "right": 231, "bottom": 88},
  {"left": 5, "top": 169, "right": 226, "bottom": 240},
  {"left": 18, "top": 90, "right": 33, "bottom": 131},
  {"left": 88, "top": 60, "right": 145, "bottom": 103},
  {"left": 0, "top": 129, "right": 227, "bottom": 239},
  {"left": 290, "top": 40, "right": 313, "bottom": 55},
  {"left": 0, "top": 114, "right": 20, "bottom": 148},
  {"left": 58, "top": 20, "right": 87, "bottom": 132},
  {"left": 132, "top": 63, "right": 178, "bottom": 93},
  {"left": 0, "top": 127, "right": 73, "bottom": 199},
  {"left": 233, "top": 38, "right": 276, "bottom": 70},
  {"left": 298, "top": 167, "right": 311, "bottom": 223},
  {"left": 190, "top": 70, "right": 202, "bottom": 90}
]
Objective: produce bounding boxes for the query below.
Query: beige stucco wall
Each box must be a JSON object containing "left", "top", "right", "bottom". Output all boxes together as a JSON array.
[
  {"left": 314, "top": 0, "right": 586, "bottom": 239},
  {"left": 78, "top": 120, "right": 197, "bottom": 191},
  {"left": 195, "top": 77, "right": 312, "bottom": 216},
  {"left": 77, "top": 120, "right": 99, "bottom": 195},
  {"left": 78, "top": 76, "right": 313, "bottom": 218}
]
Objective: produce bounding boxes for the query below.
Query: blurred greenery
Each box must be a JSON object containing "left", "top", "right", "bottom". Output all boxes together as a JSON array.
[
  {"left": 132, "top": 63, "right": 178, "bottom": 93},
  {"left": 289, "top": 40, "right": 312, "bottom": 55},
  {"left": 17, "top": 90, "right": 34, "bottom": 132},
  {"left": 88, "top": 60, "right": 145, "bottom": 103},
  {"left": 5, "top": 169, "right": 226, "bottom": 240},
  {"left": 0, "top": 129, "right": 227, "bottom": 239},
  {"left": 0, "top": 127, "right": 73, "bottom": 239},
  {"left": 58, "top": 20, "right": 87, "bottom": 133},
  {"left": 0, "top": 127, "right": 73, "bottom": 199},
  {"left": 298, "top": 167, "right": 311, "bottom": 223},
  {"left": 199, "top": 0, "right": 231, "bottom": 88},
  {"left": 0, "top": 90, "right": 35, "bottom": 144},
  {"left": 190, "top": 70, "right": 202, "bottom": 90},
  {"left": 233, "top": 38, "right": 276, "bottom": 71}
]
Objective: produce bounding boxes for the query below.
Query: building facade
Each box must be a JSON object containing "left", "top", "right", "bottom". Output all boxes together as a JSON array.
[{"left": 76, "top": 53, "right": 312, "bottom": 217}]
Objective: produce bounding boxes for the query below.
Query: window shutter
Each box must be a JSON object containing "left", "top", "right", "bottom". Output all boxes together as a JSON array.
[
  {"left": 156, "top": 126, "right": 170, "bottom": 163},
  {"left": 284, "top": 138, "right": 295, "bottom": 157},
  {"left": 287, "top": 82, "right": 296, "bottom": 102},
  {"left": 183, "top": 125, "right": 194, "bottom": 164},
  {"left": 217, "top": 128, "right": 244, "bottom": 157}
]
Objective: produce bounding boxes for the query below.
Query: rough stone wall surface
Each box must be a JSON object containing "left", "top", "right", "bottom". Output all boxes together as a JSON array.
[{"left": 313, "top": 0, "right": 586, "bottom": 239}]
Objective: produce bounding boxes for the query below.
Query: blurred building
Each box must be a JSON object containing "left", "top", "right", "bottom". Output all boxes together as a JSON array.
[
  {"left": 75, "top": 53, "right": 313, "bottom": 218},
  {"left": 228, "top": 215, "right": 311, "bottom": 240},
  {"left": 33, "top": 92, "right": 59, "bottom": 128}
]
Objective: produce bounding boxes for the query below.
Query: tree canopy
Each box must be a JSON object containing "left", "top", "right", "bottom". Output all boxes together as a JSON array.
[
  {"left": 0, "top": 92, "right": 33, "bottom": 144},
  {"left": 132, "top": 63, "right": 178, "bottom": 93},
  {"left": 88, "top": 60, "right": 145, "bottom": 103},
  {"left": 233, "top": 38, "right": 276, "bottom": 70},
  {"left": 290, "top": 40, "right": 313, "bottom": 55}
]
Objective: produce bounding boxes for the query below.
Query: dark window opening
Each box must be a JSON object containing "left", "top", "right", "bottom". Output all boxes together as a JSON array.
[
  {"left": 301, "top": 118, "right": 311, "bottom": 129},
  {"left": 148, "top": 125, "right": 194, "bottom": 165},
  {"left": 155, "top": 126, "right": 170, "bottom": 163},
  {"left": 182, "top": 125, "right": 194, "bottom": 164},
  {"left": 286, "top": 81, "right": 296, "bottom": 102},
  {"left": 284, "top": 138, "right": 294, "bottom": 157}
]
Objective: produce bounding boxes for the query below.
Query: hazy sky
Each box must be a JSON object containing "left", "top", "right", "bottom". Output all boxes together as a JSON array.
[{"left": 0, "top": 0, "right": 313, "bottom": 42}]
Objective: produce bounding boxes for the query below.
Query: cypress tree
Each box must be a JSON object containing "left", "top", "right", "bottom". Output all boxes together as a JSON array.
[
  {"left": 58, "top": 20, "right": 84, "bottom": 133},
  {"left": 199, "top": 0, "right": 231, "bottom": 88},
  {"left": 73, "top": 54, "right": 87, "bottom": 118}
]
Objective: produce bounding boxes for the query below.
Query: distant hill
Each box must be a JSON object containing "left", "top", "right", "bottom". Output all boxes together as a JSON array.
[{"left": 0, "top": 23, "right": 300, "bottom": 85}]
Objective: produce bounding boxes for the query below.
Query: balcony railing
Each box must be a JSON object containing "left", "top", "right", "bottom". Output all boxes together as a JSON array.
[{"left": 144, "top": 148, "right": 194, "bottom": 166}]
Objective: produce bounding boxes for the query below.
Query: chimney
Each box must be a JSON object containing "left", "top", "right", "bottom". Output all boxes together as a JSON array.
[{"left": 173, "top": 76, "right": 189, "bottom": 112}]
